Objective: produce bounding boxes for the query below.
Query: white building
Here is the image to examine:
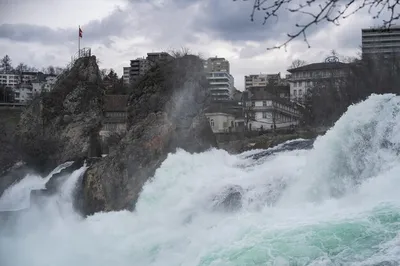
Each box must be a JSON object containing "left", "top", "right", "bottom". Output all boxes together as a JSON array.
[
  {"left": 205, "top": 100, "right": 244, "bottom": 133},
  {"left": 123, "top": 67, "right": 130, "bottom": 85},
  {"left": 206, "top": 72, "right": 235, "bottom": 101},
  {"left": 286, "top": 61, "right": 349, "bottom": 103},
  {"left": 244, "top": 91, "right": 301, "bottom": 131},
  {"left": 206, "top": 112, "right": 235, "bottom": 133},
  {"left": 204, "top": 57, "right": 230, "bottom": 73},
  {"left": 244, "top": 73, "right": 282, "bottom": 90},
  {"left": 0, "top": 72, "right": 41, "bottom": 103},
  {"left": 32, "top": 74, "right": 57, "bottom": 96}
]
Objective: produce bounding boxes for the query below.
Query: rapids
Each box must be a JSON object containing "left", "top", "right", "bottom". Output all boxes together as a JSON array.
[{"left": 1, "top": 94, "right": 400, "bottom": 265}]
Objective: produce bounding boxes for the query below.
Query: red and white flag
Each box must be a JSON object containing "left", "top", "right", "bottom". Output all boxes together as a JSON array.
[{"left": 79, "top": 26, "right": 83, "bottom": 38}]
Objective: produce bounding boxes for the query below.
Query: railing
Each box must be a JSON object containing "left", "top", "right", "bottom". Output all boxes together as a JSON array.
[{"left": 54, "top": 47, "right": 92, "bottom": 86}]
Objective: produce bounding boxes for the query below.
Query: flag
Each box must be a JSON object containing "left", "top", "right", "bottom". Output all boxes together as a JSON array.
[{"left": 79, "top": 27, "right": 83, "bottom": 38}]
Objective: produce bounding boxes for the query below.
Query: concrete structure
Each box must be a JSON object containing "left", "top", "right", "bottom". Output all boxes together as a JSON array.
[
  {"left": 129, "top": 52, "right": 173, "bottom": 84},
  {"left": 204, "top": 57, "right": 230, "bottom": 73},
  {"left": 247, "top": 85, "right": 290, "bottom": 100},
  {"left": 32, "top": 74, "right": 57, "bottom": 96},
  {"left": 244, "top": 90, "right": 301, "bottom": 131},
  {"left": 123, "top": 67, "right": 130, "bottom": 85},
  {"left": 286, "top": 60, "right": 349, "bottom": 103},
  {"left": 205, "top": 100, "right": 244, "bottom": 133},
  {"left": 0, "top": 72, "right": 46, "bottom": 103},
  {"left": 244, "top": 73, "right": 283, "bottom": 90},
  {"left": 206, "top": 72, "right": 235, "bottom": 101},
  {"left": 362, "top": 26, "right": 400, "bottom": 57},
  {"left": 100, "top": 95, "right": 129, "bottom": 135}
]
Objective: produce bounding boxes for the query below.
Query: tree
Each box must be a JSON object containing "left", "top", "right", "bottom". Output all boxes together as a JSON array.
[
  {"left": 239, "top": 0, "right": 400, "bottom": 49},
  {"left": 15, "top": 63, "right": 29, "bottom": 74},
  {"left": 0, "top": 55, "right": 13, "bottom": 73},
  {"left": 47, "top": 66, "right": 55, "bottom": 75},
  {"left": 289, "top": 59, "right": 307, "bottom": 69},
  {"left": 0, "top": 85, "right": 15, "bottom": 103}
]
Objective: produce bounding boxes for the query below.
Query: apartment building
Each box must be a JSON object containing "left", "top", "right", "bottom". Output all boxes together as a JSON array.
[
  {"left": 0, "top": 72, "right": 43, "bottom": 103},
  {"left": 286, "top": 61, "right": 349, "bottom": 103},
  {"left": 362, "top": 26, "right": 400, "bottom": 57},
  {"left": 244, "top": 73, "right": 283, "bottom": 90},
  {"left": 204, "top": 57, "right": 230, "bottom": 73},
  {"left": 206, "top": 72, "right": 235, "bottom": 101},
  {"left": 123, "top": 67, "right": 130, "bottom": 85},
  {"left": 129, "top": 52, "right": 173, "bottom": 84},
  {"left": 244, "top": 90, "right": 301, "bottom": 131}
]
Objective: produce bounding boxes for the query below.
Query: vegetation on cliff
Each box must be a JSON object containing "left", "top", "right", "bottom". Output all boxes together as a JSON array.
[{"left": 82, "top": 54, "right": 217, "bottom": 215}]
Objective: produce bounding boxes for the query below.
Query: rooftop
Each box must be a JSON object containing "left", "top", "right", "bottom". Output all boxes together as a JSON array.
[{"left": 287, "top": 62, "right": 349, "bottom": 73}]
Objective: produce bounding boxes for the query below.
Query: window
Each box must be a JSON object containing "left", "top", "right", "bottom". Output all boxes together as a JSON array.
[
  {"left": 262, "top": 112, "right": 267, "bottom": 118},
  {"left": 263, "top": 101, "right": 266, "bottom": 106},
  {"left": 251, "top": 101, "right": 255, "bottom": 107},
  {"left": 294, "top": 90, "right": 297, "bottom": 96},
  {"left": 210, "top": 119, "right": 214, "bottom": 127},
  {"left": 299, "top": 89, "right": 303, "bottom": 96}
]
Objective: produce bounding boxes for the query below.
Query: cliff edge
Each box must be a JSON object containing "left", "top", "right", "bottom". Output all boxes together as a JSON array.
[
  {"left": 82, "top": 55, "right": 217, "bottom": 215},
  {"left": 15, "top": 56, "right": 104, "bottom": 172}
]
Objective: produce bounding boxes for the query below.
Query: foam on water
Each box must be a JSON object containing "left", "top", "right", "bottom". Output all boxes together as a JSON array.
[{"left": 1, "top": 94, "right": 400, "bottom": 265}]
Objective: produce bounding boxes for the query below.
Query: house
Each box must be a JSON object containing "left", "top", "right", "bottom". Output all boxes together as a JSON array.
[
  {"left": 244, "top": 90, "right": 301, "bottom": 131},
  {"left": 205, "top": 100, "right": 244, "bottom": 133},
  {"left": 100, "top": 95, "right": 129, "bottom": 136},
  {"left": 287, "top": 60, "right": 350, "bottom": 103}
]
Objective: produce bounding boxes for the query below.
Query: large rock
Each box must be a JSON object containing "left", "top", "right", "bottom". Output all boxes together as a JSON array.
[
  {"left": 15, "top": 56, "right": 104, "bottom": 173},
  {"left": 82, "top": 55, "right": 217, "bottom": 215}
]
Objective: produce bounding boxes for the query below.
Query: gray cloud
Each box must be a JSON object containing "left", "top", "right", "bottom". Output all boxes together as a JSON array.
[{"left": 0, "top": 6, "right": 129, "bottom": 46}]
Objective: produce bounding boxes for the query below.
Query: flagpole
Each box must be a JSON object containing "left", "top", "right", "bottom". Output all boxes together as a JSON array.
[{"left": 78, "top": 25, "right": 80, "bottom": 58}]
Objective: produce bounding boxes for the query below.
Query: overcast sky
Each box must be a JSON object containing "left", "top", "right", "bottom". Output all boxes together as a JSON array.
[{"left": 0, "top": 0, "right": 386, "bottom": 90}]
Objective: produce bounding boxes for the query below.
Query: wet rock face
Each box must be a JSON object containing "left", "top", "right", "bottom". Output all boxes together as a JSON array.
[
  {"left": 15, "top": 56, "right": 104, "bottom": 173},
  {"left": 82, "top": 55, "right": 217, "bottom": 215},
  {"left": 212, "top": 185, "right": 244, "bottom": 212}
]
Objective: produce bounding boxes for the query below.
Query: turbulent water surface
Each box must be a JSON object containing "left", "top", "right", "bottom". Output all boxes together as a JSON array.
[{"left": 2, "top": 94, "right": 400, "bottom": 266}]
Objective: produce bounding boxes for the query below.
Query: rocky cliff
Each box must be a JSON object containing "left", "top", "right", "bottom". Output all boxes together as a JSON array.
[
  {"left": 15, "top": 56, "right": 104, "bottom": 173},
  {"left": 82, "top": 55, "right": 217, "bottom": 215}
]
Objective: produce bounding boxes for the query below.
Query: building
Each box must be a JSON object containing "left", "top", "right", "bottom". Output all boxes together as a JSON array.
[
  {"left": 362, "top": 26, "right": 400, "bottom": 57},
  {"left": 100, "top": 95, "right": 129, "bottom": 135},
  {"left": 244, "top": 73, "right": 283, "bottom": 90},
  {"left": 0, "top": 72, "right": 45, "bottom": 103},
  {"left": 32, "top": 74, "right": 57, "bottom": 96},
  {"left": 286, "top": 59, "right": 349, "bottom": 103},
  {"left": 205, "top": 100, "right": 244, "bottom": 133},
  {"left": 206, "top": 72, "right": 235, "bottom": 101},
  {"left": 204, "top": 57, "right": 230, "bottom": 73},
  {"left": 244, "top": 90, "right": 301, "bottom": 131},
  {"left": 129, "top": 58, "right": 150, "bottom": 84},
  {"left": 123, "top": 67, "right": 130, "bottom": 85},
  {"left": 247, "top": 84, "right": 290, "bottom": 100},
  {"left": 129, "top": 52, "right": 173, "bottom": 84},
  {"left": 147, "top": 52, "right": 173, "bottom": 63}
]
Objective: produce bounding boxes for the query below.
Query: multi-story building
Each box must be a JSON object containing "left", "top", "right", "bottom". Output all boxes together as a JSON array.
[
  {"left": 243, "top": 90, "right": 301, "bottom": 131},
  {"left": 204, "top": 57, "right": 230, "bottom": 73},
  {"left": 32, "top": 74, "right": 57, "bottom": 96},
  {"left": 122, "top": 67, "right": 130, "bottom": 85},
  {"left": 206, "top": 72, "right": 235, "bottom": 101},
  {"left": 129, "top": 52, "right": 173, "bottom": 84},
  {"left": 362, "top": 26, "right": 400, "bottom": 57},
  {"left": 0, "top": 72, "right": 44, "bottom": 103},
  {"left": 244, "top": 73, "right": 283, "bottom": 90},
  {"left": 286, "top": 60, "right": 349, "bottom": 103}
]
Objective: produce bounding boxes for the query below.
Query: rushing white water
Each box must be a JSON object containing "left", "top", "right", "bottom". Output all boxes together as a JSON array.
[{"left": 1, "top": 94, "right": 400, "bottom": 265}]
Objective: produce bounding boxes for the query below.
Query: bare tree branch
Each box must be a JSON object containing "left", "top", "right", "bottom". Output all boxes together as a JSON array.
[{"left": 234, "top": 0, "right": 400, "bottom": 49}]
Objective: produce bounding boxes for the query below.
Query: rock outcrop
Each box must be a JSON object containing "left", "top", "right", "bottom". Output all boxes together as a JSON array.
[
  {"left": 0, "top": 109, "right": 23, "bottom": 179},
  {"left": 15, "top": 56, "right": 104, "bottom": 173},
  {"left": 82, "top": 55, "right": 217, "bottom": 215}
]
